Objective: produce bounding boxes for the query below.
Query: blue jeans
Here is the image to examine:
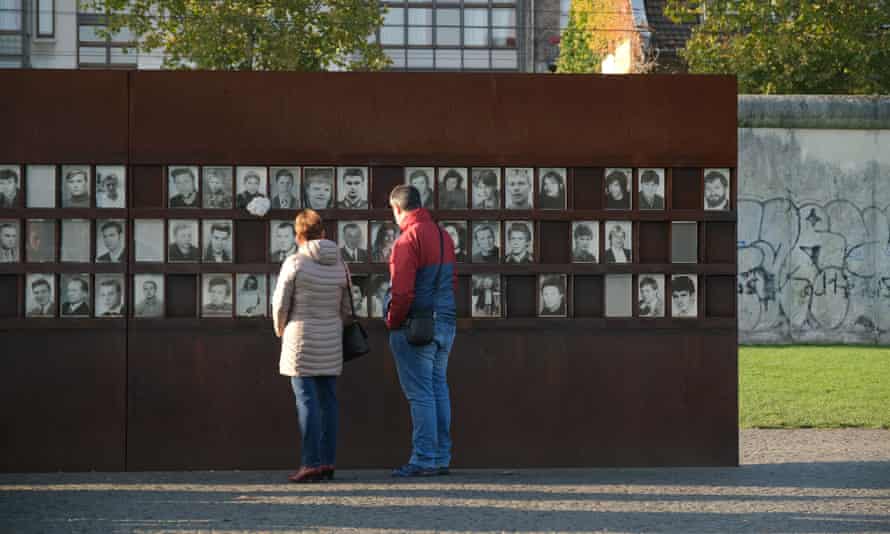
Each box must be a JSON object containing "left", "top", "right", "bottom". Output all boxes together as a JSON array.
[
  {"left": 290, "top": 376, "right": 338, "bottom": 468},
  {"left": 389, "top": 321, "right": 456, "bottom": 469}
]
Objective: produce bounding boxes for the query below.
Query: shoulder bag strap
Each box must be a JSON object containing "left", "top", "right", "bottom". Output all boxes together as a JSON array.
[{"left": 431, "top": 226, "right": 444, "bottom": 310}]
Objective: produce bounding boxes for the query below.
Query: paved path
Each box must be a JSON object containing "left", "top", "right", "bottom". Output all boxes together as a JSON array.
[{"left": 1, "top": 430, "right": 888, "bottom": 533}]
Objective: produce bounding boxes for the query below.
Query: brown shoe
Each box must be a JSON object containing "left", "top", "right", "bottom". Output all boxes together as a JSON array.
[
  {"left": 319, "top": 465, "right": 335, "bottom": 481},
  {"left": 287, "top": 466, "right": 323, "bottom": 483}
]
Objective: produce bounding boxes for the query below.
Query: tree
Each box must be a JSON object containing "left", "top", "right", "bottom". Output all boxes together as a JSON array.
[
  {"left": 666, "top": 0, "right": 890, "bottom": 94},
  {"left": 85, "top": 0, "right": 390, "bottom": 71},
  {"left": 557, "top": 0, "right": 601, "bottom": 73},
  {"left": 557, "top": 0, "right": 644, "bottom": 74}
]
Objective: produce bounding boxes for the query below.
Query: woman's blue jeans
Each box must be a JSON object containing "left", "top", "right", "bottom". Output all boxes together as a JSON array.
[{"left": 290, "top": 376, "right": 338, "bottom": 468}]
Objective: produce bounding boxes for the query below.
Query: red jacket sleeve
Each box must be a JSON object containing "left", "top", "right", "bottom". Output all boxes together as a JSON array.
[{"left": 386, "top": 231, "right": 418, "bottom": 329}]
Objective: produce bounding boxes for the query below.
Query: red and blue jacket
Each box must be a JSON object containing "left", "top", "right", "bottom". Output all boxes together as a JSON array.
[{"left": 385, "top": 208, "right": 457, "bottom": 329}]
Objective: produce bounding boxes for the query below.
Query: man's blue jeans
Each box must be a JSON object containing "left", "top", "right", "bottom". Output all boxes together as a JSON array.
[
  {"left": 389, "top": 320, "right": 456, "bottom": 469},
  {"left": 290, "top": 376, "right": 338, "bottom": 468}
]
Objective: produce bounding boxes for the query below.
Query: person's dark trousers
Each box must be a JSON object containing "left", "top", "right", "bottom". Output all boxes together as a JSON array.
[
  {"left": 290, "top": 376, "right": 338, "bottom": 468},
  {"left": 389, "top": 321, "right": 457, "bottom": 469}
]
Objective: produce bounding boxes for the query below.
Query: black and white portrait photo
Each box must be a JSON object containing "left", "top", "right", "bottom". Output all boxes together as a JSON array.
[
  {"left": 349, "top": 275, "right": 368, "bottom": 318},
  {"left": 605, "top": 168, "right": 632, "bottom": 210},
  {"left": 202, "top": 166, "right": 234, "bottom": 209},
  {"left": 61, "top": 219, "right": 91, "bottom": 263},
  {"left": 471, "top": 274, "right": 501, "bottom": 318},
  {"left": 538, "top": 168, "right": 567, "bottom": 210},
  {"left": 26, "top": 165, "right": 55, "bottom": 208},
  {"left": 95, "top": 274, "right": 126, "bottom": 317},
  {"left": 270, "top": 167, "right": 301, "bottom": 209},
  {"left": 369, "top": 274, "right": 390, "bottom": 319},
  {"left": 168, "top": 166, "right": 200, "bottom": 208},
  {"left": 440, "top": 221, "right": 467, "bottom": 263},
  {"left": 237, "top": 273, "right": 267, "bottom": 318},
  {"left": 704, "top": 169, "right": 731, "bottom": 211},
  {"left": 202, "top": 220, "right": 233, "bottom": 263},
  {"left": 96, "top": 219, "right": 126, "bottom": 263},
  {"left": 337, "top": 167, "right": 369, "bottom": 209},
  {"left": 471, "top": 221, "right": 500, "bottom": 264},
  {"left": 134, "top": 219, "right": 165, "bottom": 263},
  {"left": 61, "top": 165, "right": 91, "bottom": 208},
  {"left": 504, "top": 167, "right": 534, "bottom": 210},
  {"left": 370, "top": 221, "right": 400, "bottom": 263},
  {"left": 167, "top": 219, "right": 201, "bottom": 263},
  {"left": 638, "top": 274, "right": 665, "bottom": 318},
  {"left": 0, "top": 165, "right": 20, "bottom": 208},
  {"left": 604, "top": 221, "right": 632, "bottom": 264},
  {"left": 638, "top": 168, "right": 665, "bottom": 210},
  {"left": 269, "top": 220, "right": 298, "bottom": 263},
  {"left": 338, "top": 221, "right": 369, "bottom": 263},
  {"left": 61, "top": 274, "right": 91, "bottom": 317},
  {"left": 25, "top": 274, "right": 55, "bottom": 318},
  {"left": 405, "top": 168, "right": 435, "bottom": 209},
  {"left": 0, "top": 220, "right": 20, "bottom": 263},
  {"left": 438, "top": 167, "right": 468, "bottom": 209},
  {"left": 303, "top": 167, "right": 335, "bottom": 210},
  {"left": 571, "top": 221, "right": 599, "bottom": 263},
  {"left": 96, "top": 165, "right": 126, "bottom": 208},
  {"left": 539, "top": 274, "right": 568, "bottom": 317},
  {"left": 25, "top": 219, "right": 55, "bottom": 263},
  {"left": 671, "top": 274, "right": 698, "bottom": 318},
  {"left": 471, "top": 168, "right": 500, "bottom": 209},
  {"left": 202, "top": 274, "right": 233, "bottom": 317},
  {"left": 134, "top": 274, "right": 164, "bottom": 318},
  {"left": 236, "top": 166, "right": 268, "bottom": 209},
  {"left": 503, "top": 221, "right": 534, "bottom": 264}
]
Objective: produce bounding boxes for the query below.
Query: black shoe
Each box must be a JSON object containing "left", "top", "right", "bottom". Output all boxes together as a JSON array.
[{"left": 437, "top": 467, "right": 450, "bottom": 476}]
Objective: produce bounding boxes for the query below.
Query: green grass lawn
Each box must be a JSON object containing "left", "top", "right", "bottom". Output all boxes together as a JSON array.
[{"left": 739, "top": 346, "right": 890, "bottom": 429}]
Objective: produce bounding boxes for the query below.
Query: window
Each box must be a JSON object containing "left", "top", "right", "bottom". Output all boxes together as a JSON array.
[
  {"left": 77, "top": 5, "right": 137, "bottom": 68},
  {"left": 0, "top": 0, "right": 21, "bottom": 31},
  {"left": 407, "top": 8, "right": 433, "bottom": 46},
  {"left": 37, "top": 0, "right": 54, "bottom": 38},
  {"left": 436, "top": 8, "right": 460, "bottom": 46},
  {"left": 463, "top": 8, "right": 488, "bottom": 46}
]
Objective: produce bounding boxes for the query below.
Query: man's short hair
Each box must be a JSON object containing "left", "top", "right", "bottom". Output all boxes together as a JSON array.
[
  {"left": 473, "top": 224, "right": 494, "bottom": 240},
  {"left": 342, "top": 222, "right": 360, "bottom": 235},
  {"left": 640, "top": 170, "right": 660, "bottom": 185},
  {"left": 540, "top": 275, "right": 563, "bottom": 295},
  {"left": 0, "top": 169, "right": 18, "bottom": 184},
  {"left": 608, "top": 224, "right": 626, "bottom": 244},
  {"left": 210, "top": 223, "right": 231, "bottom": 237},
  {"left": 68, "top": 277, "right": 89, "bottom": 293},
  {"left": 208, "top": 277, "right": 231, "bottom": 296},
  {"left": 705, "top": 171, "right": 728, "bottom": 188},
  {"left": 65, "top": 169, "right": 87, "bottom": 183},
  {"left": 171, "top": 167, "right": 195, "bottom": 182},
  {"left": 173, "top": 222, "right": 193, "bottom": 236},
  {"left": 102, "top": 173, "right": 120, "bottom": 185},
  {"left": 672, "top": 275, "right": 696, "bottom": 295},
  {"left": 350, "top": 277, "right": 365, "bottom": 296},
  {"left": 0, "top": 222, "right": 16, "bottom": 233},
  {"left": 605, "top": 170, "right": 628, "bottom": 190},
  {"left": 31, "top": 278, "right": 51, "bottom": 291},
  {"left": 241, "top": 275, "right": 258, "bottom": 291},
  {"left": 541, "top": 171, "right": 563, "bottom": 186},
  {"left": 573, "top": 223, "right": 593, "bottom": 240},
  {"left": 390, "top": 185, "right": 422, "bottom": 211},
  {"left": 143, "top": 280, "right": 158, "bottom": 291},
  {"left": 100, "top": 278, "right": 122, "bottom": 295},
  {"left": 242, "top": 171, "right": 261, "bottom": 184},
  {"left": 507, "top": 223, "right": 531, "bottom": 241},
  {"left": 275, "top": 169, "right": 294, "bottom": 183},
  {"left": 640, "top": 276, "right": 659, "bottom": 291},
  {"left": 277, "top": 222, "right": 295, "bottom": 234},
  {"left": 442, "top": 169, "right": 463, "bottom": 187},
  {"left": 408, "top": 170, "right": 429, "bottom": 187},
  {"left": 508, "top": 169, "right": 531, "bottom": 184},
  {"left": 343, "top": 168, "right": 365, "bottom": 181},
  {"left": 474, "top": 170, "right": 498, "bottom": 188},
  {"left": 100, "top": 220, "right": 123, "bottom": 235}
]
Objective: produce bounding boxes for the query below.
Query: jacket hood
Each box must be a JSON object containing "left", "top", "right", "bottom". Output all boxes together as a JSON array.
[{"left": 302, "top": 239, "right": 340, "bottom": 266}]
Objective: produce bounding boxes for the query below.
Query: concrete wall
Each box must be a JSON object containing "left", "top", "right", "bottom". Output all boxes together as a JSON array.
[{"left": 738, "top": 96, "right": 890, "bottom": 344}]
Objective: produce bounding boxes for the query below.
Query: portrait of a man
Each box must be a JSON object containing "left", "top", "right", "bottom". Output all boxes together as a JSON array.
[
  {"left": 471, "top": 221, "right": 500, "bottom": 264},
  {"left": 440, "top": 221, "right": 467, "bottom": 263},
  {"left": 61, "top": 219, "right": 90, "bottom": 263},
  {"left": 349, "top": 275, "right": 368, "bottom": 318},
  {"left": 604, "top": 221, "right": 632, "bottom": 264},
  {"left": 202, "top": 167, "right": 234, "bottom": 209},
  {"left": 61, "top": 275, "right": 91, "bottom": 317},
  {"left": 605, "top": 168, "right": 631, "bottom": 210},
  {"left": 0, "top": 220, "right": 19, "bottom": 263},
  {"left": 25, "top": 165, "right": 56, "bottom": 208},
  {"left": 202, "top": 220, "right": 233, "bottom": 263},
  {"left": 405, "top": 168, "right": 434, "bottom": 209},
  {"left": 704, "top": 169, "right": 731, "bottom": 211},
  {"left": 26, "top": 274, "right": 55, "bottom": 318},
  {"left": 369, "top": 274, "right": 390, "bottom": 319},
  {"left": 269, "top": 220, "right": 298, "bottom": 263},
  {"left": 168, "top": 166, "right": 200, "bottom": 208},
  {"left": 338, "top": 221, "right": 369, "bottom": 263},
  {"left": 96, "top": 219, "right": 126, "bottom": 263},
  {"left": 539, "top": 274, "right": 568, "bottom": 317},
  {"left": 271, "top": 167, "right": 300, "bottom": 209},
  {"left": 370, "top": 222, "right": 400, "bottom": 263},
  {"left": 62, "top": 166, "right": 91, "bottom": 208},
  {"left": 471, "top": 274, "right": 501, "bottom": 318},
  {"left": 168, "top": 220, "right": 201, "bottom": 262},
  {"left": 505, "top": 168, "right": 534, "bottom": 210},
  {"left": 236, "top": 167, "right": 268, "bottom": 209},
  {"left": 672, "top": 275, "right": 698, "bottom": 318},
  {"left": 237, "top": 273, "right": 267, "bottom": 318},
  {"left": 571, "top": 221, "right": 598, "bottom": 263},
  {"left": 134, "top": 275, "right": 164, "bottom": 318},
  {"left": 203, "top": 274, "right": 233, "bottom": 317},
  {"left": 95, "top": 274, "right": 125, "bottom": 317},
  {"left": 0, "top": 166, "right": 21, "bottom": 208},
  {"left": 472, "top": 168, "right": 500, "bottom": 209},
  {"left": 303, "top": 167, "right": 335, "bottom": 210},
  {"left": 134, "top": 219, "right": 164, "bottom": 263},
  {"left": 538, "top": 168, "right": 566, "bottom": 210},
  {"left": 503, "top": 221, "right": 534, "bottom": 264},
  {"left": 96, "top": 166, "right": 126, "bottom": 208},
  {"left": 25, "top": 219, "right": 56, "bottom": 263},
  {"left": 639, "top": 169, "right": 665, "bottom": 210},
  {"left": 337, "top": 167, "right": 369, "bottom": 209},
  {"left": 438, "top": 168, "right": 468, "bottom": 209},
  {"left": 638, "top": 274, "right": 665, "bottom": 318}
]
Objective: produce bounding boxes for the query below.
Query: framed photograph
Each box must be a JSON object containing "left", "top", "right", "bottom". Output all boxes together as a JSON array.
[
  {"left": 338, "top": 220, "right": 369, "bottom": 263},
  {"left": 370, "top": 221, "right": 400, "bottom": 263},
  {"left": 25, "top": 274, "right": 55, "bottom": 317},
  {"left": 440, "top": 221, "right": 467, "bottom": 263},
  {"left": 25, "top": 219, "right": 56, "bottom": 263},
  {"left": 61, "top": 165, "right": 91, "bottom": 208},
  {"left": 471, "top": 168, "right": 500, "bottom": 209},
  {"left": 0, "top": 219, "right": 20, "bottom": 263},
  {"left": 96, "top": 165, "right": 126, "bottom": 208},
  {"left": 539, "top": 274, "right": 568, "bottom": 317},
  {"left": 95, "top": 219, "right": 126, "bottom": 263},
  {"left": 571, "top": 221, "right": 599, "bottom": 263},
  {"left": 61, "top": 219, "right": 91, "bottom": 263},
  {"left": 470, "top": 221, "right": 500, "bottom": 264},
  {"left": 437, "top": 167, "right": 468, "bottom": 209},
  {"left": 302, "top": 167, "right": 335, "bottom": 210},
  {"left": 638, "top": 168, "right": 665, "bottom": 210},
  {"left": 704, "top": 168, "right": 731, "bottom": 211},
  {"left": 134, "top": 219, "right": 165, "bottom": 263},
  {"left": 605, "top": 168, "right": 632, "bottom": 210},
  {"left": 269, "top": 220, "right": 297, "bottom": 263},
  {"left": 349, "top": 275, "right": 368, "bottom": 318},
  {"left": 270, "top": 167, "right": 301, "bottom": 209},
  {"left": 26, "top": 165, "right": 56, "bottom": 208},
  {"left": 0, "top": 164, "right": 21, "bottom": 208},
  {"left": 538, "top": 168, "right": 567, "bottom": 210},
  {"left": 504, "top": 167, "right": 534, "bottom": 209},
  {"left": 671, "top": 274, "right": 698, "bottom": 318},
  {"left": 202, "top": 219, "right": 234, "bottom": 263},
  {"left": 235, "top": 166, "right": 268, "bottom": 209},
  {"left": 337, "top": 167, "right": 369, "bottom": 209},
  {"left": 503, "top": 221, "right": 534, "bottom": 264},
  {"left": 405, "top": 167, "right": 435, "bottom": 209},
  {"left": 237, "top": 273, "right": 267, "bottom": 318},
  {"left": 134, "top": 274, "right": 165, "bottom": 318},
  {"left": 168, "top": 166, "right": 200, "bottom": 208},
  {"left": 202, "top": 273, "right": 233, "bottom": 317},
  {"left": 202, "top": 166, "right": 234, "bottom": 209},
  {"left": 95, "top": 273, "right": 126, "bottom": 317},
  {"left": 471, "top": 274, "right": 502, "bottom": 318},
  {"left": 638, "top": 274, "right": 665, "bottom": 318},
  {"left": 368, "top": 274, "right": 390, "bottom": 319},
  {"left": 60, "top": 274, "right": 92, "bottom": 317},
  {"left": 604, "top": 221, "right": 632, "bottom": 264},
  {"left": 167, "top": 219, "right": 201, "bottom": 263},
  {"left": 605, "top": 274, "right": 633, "bottom": 318}
]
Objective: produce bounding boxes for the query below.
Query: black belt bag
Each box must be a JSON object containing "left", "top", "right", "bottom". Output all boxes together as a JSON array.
[{"left": 405, "top": 227, "right": 444, "bottom": 346}]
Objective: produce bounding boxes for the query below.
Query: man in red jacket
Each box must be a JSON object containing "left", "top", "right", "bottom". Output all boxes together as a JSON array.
[{"left": 386, "top": 184, "right": 458, "bottom": 477}]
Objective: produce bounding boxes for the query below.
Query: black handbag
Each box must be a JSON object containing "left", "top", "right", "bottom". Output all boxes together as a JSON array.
[
  {"left": 405, "top": 227, "right": 443, "bottom": 346},
  {"left": 343, "top": 265, "right": 370, "bottom": 362}
]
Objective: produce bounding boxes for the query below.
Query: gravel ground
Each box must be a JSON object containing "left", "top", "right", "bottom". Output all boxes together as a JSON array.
[{"left": 1, "top": 429, "right": 888, "bottom": 533}]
